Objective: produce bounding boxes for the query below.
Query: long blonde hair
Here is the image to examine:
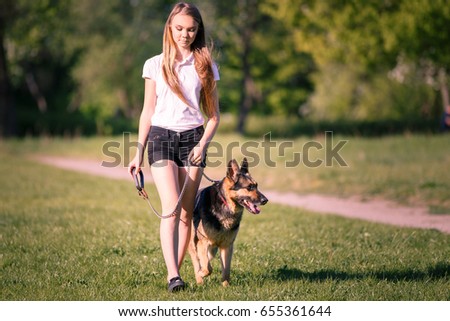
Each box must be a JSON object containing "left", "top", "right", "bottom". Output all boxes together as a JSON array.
[{"left": 162, "top": 2, "right": 217, "bottom": 118}]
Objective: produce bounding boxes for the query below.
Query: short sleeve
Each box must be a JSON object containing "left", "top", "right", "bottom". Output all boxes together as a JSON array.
[
  {"left": 142, "top": 54, "right": 162, "bottom": 79},
  {"left": 212, "top": 63, "right": 220, "bottom": 81}
]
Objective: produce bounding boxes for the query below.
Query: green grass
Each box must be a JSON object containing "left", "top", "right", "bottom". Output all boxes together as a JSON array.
[
  {"left": 3, "top": 132, "right": 449, "bottom": 213},
  {"left": 240, "top": 133, "right": 450, "bottom": 213},
  {"left": 1, "top": 142, "right": 449, "bottom": 300}
]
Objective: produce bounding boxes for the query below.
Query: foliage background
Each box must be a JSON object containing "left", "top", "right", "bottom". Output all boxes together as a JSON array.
[{"left": 1, "top": 0, "right": 449, "bottom": 136}]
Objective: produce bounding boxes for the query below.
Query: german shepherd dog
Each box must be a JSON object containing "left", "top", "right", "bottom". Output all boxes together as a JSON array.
[{"left": 188, "top": 158, "right": 268, "bottom": 286}]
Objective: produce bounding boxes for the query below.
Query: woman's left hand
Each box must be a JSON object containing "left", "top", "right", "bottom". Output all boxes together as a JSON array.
[{"left": 190, "top": 145, "right": 205, "bottom": 166}]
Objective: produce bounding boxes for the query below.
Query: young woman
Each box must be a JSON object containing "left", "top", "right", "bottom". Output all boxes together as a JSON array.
[{"left": 128, "top": 2, "right": 220, "bottom": 292}]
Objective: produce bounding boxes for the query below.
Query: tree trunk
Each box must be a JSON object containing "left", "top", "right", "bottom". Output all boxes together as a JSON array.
[
  {"left": 236, "top": 0, "right": 258, "bottom": 135},
  {"left": 25, "top": 71, "right": 47, "bottom": 113},
  {"left": 0, "top": 13, "right": 16, "bottom": 137},
  {"left": 237, "top": 29, "right": 252, "bottom": 135},
  {"left": 438, "top": 68, "right": 449, "bottom": 111}
]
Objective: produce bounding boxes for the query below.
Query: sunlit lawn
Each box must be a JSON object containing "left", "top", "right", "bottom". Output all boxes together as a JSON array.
[
  {"left": 4, "top": 130, "right": 449, "bottom": 213},
  {"left": 1, "top": 134, "right": 449, "bottom": 300}
]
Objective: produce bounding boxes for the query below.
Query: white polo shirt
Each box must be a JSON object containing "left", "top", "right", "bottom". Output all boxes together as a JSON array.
[{"left": 142, "top": 53, "right": 220, "bottom": 132}]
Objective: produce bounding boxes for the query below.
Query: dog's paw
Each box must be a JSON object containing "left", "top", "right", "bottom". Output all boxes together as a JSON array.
[
  {"left": 222, "top": 280, "right": 230, "bottom": 287},
  {"left": 199, "top": 268, "right": 211, "bottom": 277},
  {"left": 195, "top": 275, "right": 204, "bottom": 285}
]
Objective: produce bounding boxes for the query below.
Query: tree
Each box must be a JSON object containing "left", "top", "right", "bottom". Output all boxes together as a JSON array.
[
  {"left": 213, "top": 0, "right": 314, "bottom": 134},
  {"left": 1, "top": 0, "right": 77, "bottom": 136},
  {"left": 259, "top": 0, "right": 314, "bottom": 116},
  {"left": 68, "top": 0, "right": 175, "bottom": 124},
  {"left": 384, "top": 0, "right": 450, "bottom": 110},
  {"left": 290, "top": 0, "right": 450, "bottom": 118},
  {"left": 212, "top": 0, "right": 262, "bottom": 134},
  {"left": 0, "top": 0, "right": 16, "bottom": 137}
]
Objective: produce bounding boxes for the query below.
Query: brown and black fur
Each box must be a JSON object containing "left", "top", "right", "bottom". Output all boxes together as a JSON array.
[{"left": 188, "top": 158, "right": 268, "bottom": 286}]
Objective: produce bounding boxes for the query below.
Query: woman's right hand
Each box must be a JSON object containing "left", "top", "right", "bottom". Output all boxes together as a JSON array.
[{"left": 128, "top": 154, "right": 142, "bottom": 177}]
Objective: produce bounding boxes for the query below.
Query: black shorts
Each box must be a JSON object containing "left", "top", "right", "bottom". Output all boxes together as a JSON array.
[{"left": 147, "top": 126, "right": 206, "bottom": 167}]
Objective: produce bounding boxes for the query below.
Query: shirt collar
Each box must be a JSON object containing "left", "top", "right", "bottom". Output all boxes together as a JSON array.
[{"left": 178, "top": 52, "right": 194, "bottom": 66}]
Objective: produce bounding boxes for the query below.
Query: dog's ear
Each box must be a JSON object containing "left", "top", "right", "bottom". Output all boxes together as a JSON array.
[
  {"left": 240, "top": 157, "right": 249, "bottom": 174},
  {"left": 227, "top": 159, "right": 240, "bottom": 182}
]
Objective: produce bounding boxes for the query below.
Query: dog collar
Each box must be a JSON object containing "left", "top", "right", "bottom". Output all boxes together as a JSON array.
[{"left": 217, "top": 188, "right": 229, "bottom": 209}]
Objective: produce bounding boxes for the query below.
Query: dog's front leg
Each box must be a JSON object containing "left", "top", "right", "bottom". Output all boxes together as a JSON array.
[
  {"left": 219, "top": 244, "right": 233, "bottom": 287},
  {"left": 188, "top": 239, "right": 203, "bottom": 284},
  {"left": 197, "top": 240, "right": 212, "bottom": 280}
]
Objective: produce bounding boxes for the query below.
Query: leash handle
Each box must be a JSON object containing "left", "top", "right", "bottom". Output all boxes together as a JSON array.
[{"left": 131, "top": 168, "right": 144, "bottom": 191}]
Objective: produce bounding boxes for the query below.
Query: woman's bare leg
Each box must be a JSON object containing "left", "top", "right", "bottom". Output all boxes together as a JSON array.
[
  {"left": 177, "top": 166, "right": 203, "bottom": 268},
  {"left": 151, "top": 160, "right": 181, "bottom": 281}
]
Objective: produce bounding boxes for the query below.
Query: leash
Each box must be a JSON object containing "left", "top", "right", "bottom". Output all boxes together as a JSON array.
[
  {"left": 132, "top": 164, "right": 191, "bottom": 219},
  {"left": 131, "top": 158, "right": 220, "bottom": 220},
  {"left": 201, "top": 171, "right": 221, "bottom": 184}
]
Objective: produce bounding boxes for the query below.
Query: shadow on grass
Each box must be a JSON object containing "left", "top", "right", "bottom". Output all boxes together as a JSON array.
[{"left": 273, "top": 262, "right": 449, "bottom": 282}]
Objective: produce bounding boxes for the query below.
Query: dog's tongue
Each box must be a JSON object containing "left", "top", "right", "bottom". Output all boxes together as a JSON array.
[{"left": 244, "top": 200, "right": 261, "bottom": 214}]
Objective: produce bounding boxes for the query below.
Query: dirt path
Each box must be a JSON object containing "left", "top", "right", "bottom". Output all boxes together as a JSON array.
[{"left": 35, "top": 155, "right": 450, "bottom": 234}]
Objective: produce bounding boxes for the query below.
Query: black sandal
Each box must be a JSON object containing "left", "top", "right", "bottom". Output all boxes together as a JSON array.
[{"left": 168, "top": 276, "right": 185, "bottom": 292}]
